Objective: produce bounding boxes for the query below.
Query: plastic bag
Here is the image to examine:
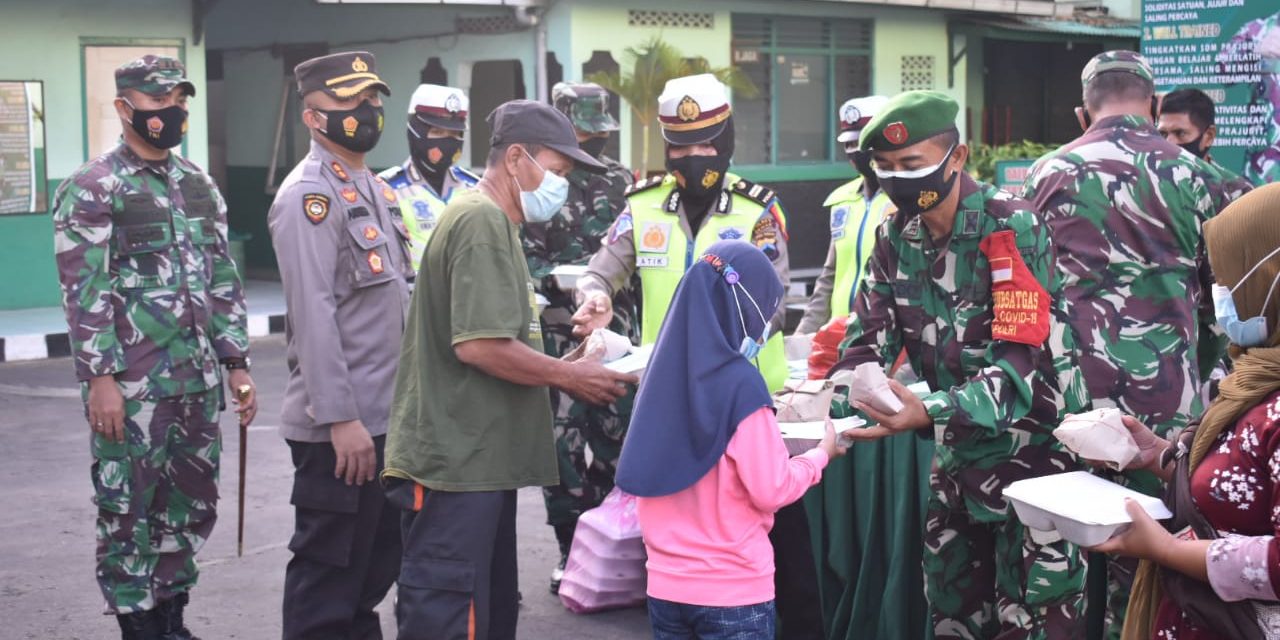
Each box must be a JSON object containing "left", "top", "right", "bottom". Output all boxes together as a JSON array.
[
  {"left": 808, "top": 316, "right": 849, "bottom": 380},
  {"left": 558, "top": 488, "right": 648, "bottom": 614},
  {"left": 1053, "top": 408, "right": 1140, "bottom": 471}
]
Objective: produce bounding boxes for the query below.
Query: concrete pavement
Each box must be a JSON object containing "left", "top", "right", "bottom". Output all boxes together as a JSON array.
[{"left": 0, "top": 335, "right": 650, "bottom": 639}]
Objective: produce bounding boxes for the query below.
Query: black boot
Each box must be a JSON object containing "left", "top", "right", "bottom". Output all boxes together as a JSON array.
[
  {"left": 157, "top": 592, "right": 201, "bottom": 640},
  {"left": 116, "top": 609, "right": 162, "bottom": 640},
  {"left": 550, "top": 522, "right": 577, "bottom": 595}
]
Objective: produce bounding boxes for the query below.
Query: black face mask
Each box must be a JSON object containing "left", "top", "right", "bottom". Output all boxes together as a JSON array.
[
  {"left": 847, "top": 148, "right": 880, "bottom": 194},
  {"left": 125, "top": 101, "right": 187, "bottom": 150},
  {"left": 408, "top": 123, "right": 463, "bottom": 176},
  {"left": 317, "top": 100, "right": 384, "bottom": 153},
  {"left": 877, "top": 146, "right": 960, "bottom": 218},
  {"left": 668, "top": 154, "right": 730, "bottom": 212},
  {"left": 1178, "top": 132, "right": 1208, "bottom": 158},
  {"left": 580, "top": 136, "right": 608, "bottom": 159}
]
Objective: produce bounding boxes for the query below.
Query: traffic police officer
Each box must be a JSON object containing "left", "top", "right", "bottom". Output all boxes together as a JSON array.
[
  {"left": 572, "top": 73, "right": 790, "bottom": 391},
  {"left": 524, "top": 81, "right": 637, "bottom": 593},
  {"left": 795, "top": 95, "right": 893, "bottom": 334},
  {"left": 572, "top": 73, "right": 825, "bottom": 639},
  {"left": 379, "top": 83, "right": 479, "bottom": 272},
  {"left": 837, "top": 91, "right": 1089, "bottom": 639},
  {"left": 267, "top": 51, "right": 410, "bottom": 639},
  {"left": 53, "top": 54, "right": 256, "bottom": 639}
]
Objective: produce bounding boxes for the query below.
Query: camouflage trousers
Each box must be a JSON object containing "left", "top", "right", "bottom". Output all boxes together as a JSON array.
[
  {"left": 924, "top": 469, "right": 1087, "bottom": 640},
  {"left": 543, "top": 386, "right": 632, "bottom": 529},
  {"left": 90, "top": 390, "right": 221, "bottom": 614},
  {"left": 539, "top": 305, "right": 634, "bottom": 531}
]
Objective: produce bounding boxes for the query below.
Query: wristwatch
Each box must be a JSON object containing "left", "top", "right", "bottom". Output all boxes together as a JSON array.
[{"left": 222, "top": 357, "right": 251, "bottom": 371}]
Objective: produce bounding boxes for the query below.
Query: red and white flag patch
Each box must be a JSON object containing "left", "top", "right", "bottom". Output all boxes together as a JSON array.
[{"left": 979, "top": 230, "right": 1049, "bottom": 347}]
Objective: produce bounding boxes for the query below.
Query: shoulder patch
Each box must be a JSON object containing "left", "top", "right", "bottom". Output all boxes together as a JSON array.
[
  {"left": 624, "top": 174, "right": 667, "bottom": 197},
  {"left": 452, "top": 165, "right": 480, "bottom": 185},
  {"left": 730, "top": 177, "right": 776, "bottom": 207},
  {"left": 303, "top": 193, "right": 330, "bottom": 225},
  {"left": 607, "top": 211, "right": 634, "bottom": 245}
]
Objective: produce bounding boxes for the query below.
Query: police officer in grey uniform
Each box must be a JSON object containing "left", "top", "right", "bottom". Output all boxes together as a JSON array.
[{"left": 268, "top": 51, "right": 411, "bottom": 640}]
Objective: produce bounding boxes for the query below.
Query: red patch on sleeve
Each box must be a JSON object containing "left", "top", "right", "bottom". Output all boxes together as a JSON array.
[{"left": 979, "top": 230, "right": 1049, "bottom": 346}]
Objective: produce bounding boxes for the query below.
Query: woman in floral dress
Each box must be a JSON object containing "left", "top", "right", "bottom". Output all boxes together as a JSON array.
[{"left": 1092, "top": 183, "right": 1280, "bottom": 639}]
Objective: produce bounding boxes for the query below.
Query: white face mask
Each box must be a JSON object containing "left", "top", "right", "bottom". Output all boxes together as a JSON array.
[
  {"left": 1213, "top": 245, "right": 1280, "bottom": 348},
  {"left": 512, "top": 148, "right": 569, "bottom": 224}
]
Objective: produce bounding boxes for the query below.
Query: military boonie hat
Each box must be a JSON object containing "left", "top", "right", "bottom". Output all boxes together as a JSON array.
[
  {"left": 409, "top": 84, "right": 468, "bottom": 131},
  {"left": 859, "top": 90, "right": 960, "bottom": 152},
  {"left": 552, "top": 82, "right": 620, "bottom": 134},
  {"left": 488, "top": 99, "right": 607, "bottom": 174},
  {"left": 295, "top": 51, "right": 391, "bottom": 100},
  {"left": 657, "top": 74, "right": 732, "bottom": 146},
  {"left": 116, "top": 55, "right": 195, "bottom": 97},
  {"left": 1081, "top": 50, "right": 1154, "bottom": 87},
  {"left": 836, "top": 95, "right": 890, "bottom": 144}
]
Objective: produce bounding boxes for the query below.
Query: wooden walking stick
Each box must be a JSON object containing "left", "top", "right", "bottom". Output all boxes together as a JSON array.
[{"left": 235, "top": 384, "right": 252, "bottom": 557}]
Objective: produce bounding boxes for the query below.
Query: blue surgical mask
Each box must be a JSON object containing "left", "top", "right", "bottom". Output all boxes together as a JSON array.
[
  {"left": 513, "top": 149, "right": 569, "bottom": 224},
  {"left": 730, "top": 275, "right": 769, "bottom": 361},
  {"left": 1213, "top": 246, "right": 1280, "bottom": 348}
]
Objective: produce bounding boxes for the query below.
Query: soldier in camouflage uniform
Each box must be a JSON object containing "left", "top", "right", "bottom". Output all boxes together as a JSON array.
[
  {"left": 523, "top": 81, "right": 637, "bottom": 593},
  {"left": 1156, "top": 87, "right": 1254, "bottom": 205},
  {"left": 52, "top": 55, "right": 255, "bottom": 640},
  {"left": 836, "top": 91, "right": 1089, "bottom": 640},
  {"left": 1021, "top": 51, "right": 1232, "bottom": 640}
]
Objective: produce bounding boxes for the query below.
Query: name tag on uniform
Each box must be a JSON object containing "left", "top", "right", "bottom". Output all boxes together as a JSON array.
[{"left": 637, "top": 255, "right": 669, "bottom": 268}]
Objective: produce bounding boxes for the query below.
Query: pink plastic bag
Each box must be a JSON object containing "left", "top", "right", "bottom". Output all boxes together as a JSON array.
[{"left": 558, "top": 488, "right": 648, "bottom": 614}]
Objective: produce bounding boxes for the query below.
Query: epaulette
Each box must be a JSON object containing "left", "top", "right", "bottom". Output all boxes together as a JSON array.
[
  {"left": 624, "top": 174, "right": 667, "bottom": 197},
  {"left": 452, "top": 165, "right": 480, "bottom": 186},
  {"left": 730, "top": 177, "right": 776, "bottom": 206}
]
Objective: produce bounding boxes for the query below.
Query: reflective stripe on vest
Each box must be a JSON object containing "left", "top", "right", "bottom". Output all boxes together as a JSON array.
[
  {"left": 830, "top": 188, "right": 893, "bottom": 318},
  {"left": 628, "top": 173, "right": 789, "bottom": 391}
]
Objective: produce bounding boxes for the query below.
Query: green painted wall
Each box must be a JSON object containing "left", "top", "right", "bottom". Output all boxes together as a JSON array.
[{"left": 0, "top": 0, "right": 203, "bottom": 310}]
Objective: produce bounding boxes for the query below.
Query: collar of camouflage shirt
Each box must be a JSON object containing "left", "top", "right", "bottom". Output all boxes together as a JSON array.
[{"left": 116, "top": 140, "right": 179, "bottom": 178}]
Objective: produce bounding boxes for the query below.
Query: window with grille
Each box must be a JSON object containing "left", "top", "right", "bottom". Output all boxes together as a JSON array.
[
  {"left": 731, "top": 15, "right": 873, "bottom": 166},
  {"left": 901, "top": 55, "right": 935, "bottom": 91},
  {"left": 627, "top": 10, "right": 714, "bottom": 29}
]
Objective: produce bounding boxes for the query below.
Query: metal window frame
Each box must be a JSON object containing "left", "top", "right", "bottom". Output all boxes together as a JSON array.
[{"left": 731, "top": 15, "right": 874, "bottom": 175}]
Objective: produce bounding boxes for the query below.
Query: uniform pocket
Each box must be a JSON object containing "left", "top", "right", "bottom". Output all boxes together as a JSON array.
[
  {"left": 397, "top": 556, "right": 476, "bottom": 640},
  {"left": 91, "top": 437, "right": 133, "bottom": 515},
  {"left": 288, "top": 470, "right": 362, "bottom": 567},
  {"left": 345, "top": 219, "right": 397, "bottom": 288},
  {"left": 115, "top": 222, "right": 175, "bottom": 290}
]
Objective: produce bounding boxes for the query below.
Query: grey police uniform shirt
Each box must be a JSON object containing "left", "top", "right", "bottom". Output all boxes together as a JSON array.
[{"left": 268, "top": 140, "right": 413, "bottom": 443}]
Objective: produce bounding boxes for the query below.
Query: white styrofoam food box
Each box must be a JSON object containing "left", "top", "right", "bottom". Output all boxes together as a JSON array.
[{"left": 1003, "top": 471, "right": 1173, "bottom": 547}]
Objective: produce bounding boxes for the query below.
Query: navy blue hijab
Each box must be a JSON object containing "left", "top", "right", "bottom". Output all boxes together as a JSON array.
[{"left": 616, "top": 240, "right": 784, "bottom": 497}]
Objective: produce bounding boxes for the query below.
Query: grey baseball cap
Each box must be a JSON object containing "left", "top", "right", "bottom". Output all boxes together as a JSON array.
[{"left": 487, "top": 100, "right": 606, "bottom": 173}]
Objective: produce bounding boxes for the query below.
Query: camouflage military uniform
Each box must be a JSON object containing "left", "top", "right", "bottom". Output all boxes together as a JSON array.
[
  {"left": 522, "top": 155, "right": 637, "bottom": 534},
  {"left": 1022, "top": 113, "right": 1229, "bottom": 639},
  {"left": 833, "top": 174, "right": 1089, "bottom": 640},
  {"left": 53, "top": 141, "right": 247, "bottom": 614},
  {"left": 1202, "top": 155, "right": 1254, "bottom": 207}
]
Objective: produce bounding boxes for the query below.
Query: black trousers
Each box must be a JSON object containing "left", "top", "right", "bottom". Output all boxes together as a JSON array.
[
  {"left": 282, "top": 436, "right": 401, "bottom": 640},
  {"left": 391, "top": 485, "right": 520, "bottom": 640},
  {"left": 771, "top": 500, "right": 825, "bottom": 640}
]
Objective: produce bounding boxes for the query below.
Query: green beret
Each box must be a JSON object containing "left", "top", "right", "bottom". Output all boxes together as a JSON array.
[{"left": 859, "top": 90, "right": 959, "bottom": 152}]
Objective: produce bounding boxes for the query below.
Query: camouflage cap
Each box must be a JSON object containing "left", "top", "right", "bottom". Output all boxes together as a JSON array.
[
  {"left": 859, "top": 90, "right": 959, "bottom": 151},
  {"left": 552, "top": 82, "right": 619, "bottom": 134},
  {"left": 1081, "top": 50, "right": 1154, "bottom": 87},
  {"left": 115, "top": 55, "right": 196, "bottom": 97}
]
